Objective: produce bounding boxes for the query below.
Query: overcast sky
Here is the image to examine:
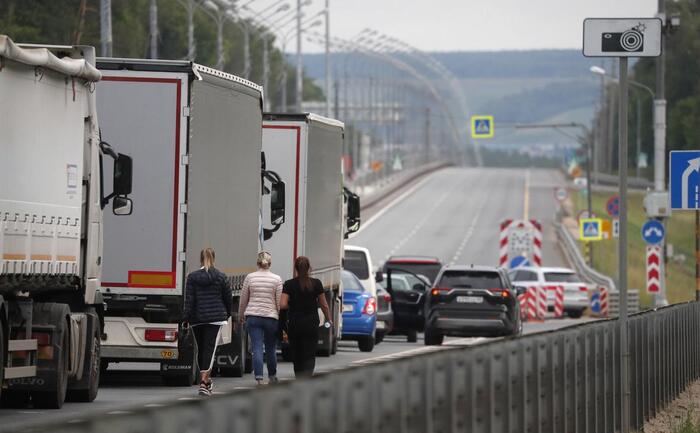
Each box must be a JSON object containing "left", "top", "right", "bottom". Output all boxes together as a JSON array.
[{"left": 298, "top": 0, "right": 658, "bottom": 52}]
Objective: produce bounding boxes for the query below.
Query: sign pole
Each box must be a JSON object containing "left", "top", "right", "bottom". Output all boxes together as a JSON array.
[
  {"left": 618, "top": 55, "right": 630, "bottom": 433},
  {"left": 696, "top": 210, "right": 700, "bottom": 301},
  {"left": 586, "top": 135, "right": 594, "bottom": 265}
]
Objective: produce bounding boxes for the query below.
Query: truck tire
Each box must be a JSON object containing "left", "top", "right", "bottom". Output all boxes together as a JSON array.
[
  {"left": 32, "top": 311, "right": 70, "bottom": 409},
  {"left": 67, "top": 309, "right": 100, "bottom": 402},
  {"left": 0, "top": 318, "right": 4, "bottom": 403}
]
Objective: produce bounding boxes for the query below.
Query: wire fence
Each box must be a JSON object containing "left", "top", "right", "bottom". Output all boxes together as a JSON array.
[{"left": 15, "top": 302, "right": 700, "bottom": 433}]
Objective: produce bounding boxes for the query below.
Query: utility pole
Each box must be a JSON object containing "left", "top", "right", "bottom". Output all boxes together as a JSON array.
[
  {"left": 295, "top": 0, "right": 303, "bottom": 111},
  {"left": 100, "top": 0, "right": 113, "bottom": 57},
  {"left": 262, "top": 35, "right": 270, "bottom": 110},
  {"left": 324, "top": 0, "right": 331, "bottom": 117},
  {"left": 186, "top": 0, "right": 195, "bottom": 60},
  {"left": 149, "top": 0, "right": 158, "bottom": 59}
]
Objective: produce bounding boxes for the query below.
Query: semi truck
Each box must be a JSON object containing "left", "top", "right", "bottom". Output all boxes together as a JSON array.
[
  {"left": 95, "top": 59, "right": 285, "bottom": 385},
  {"left": 262, "top": 113, "right": 360, "bottom": 356},
  {"left": 0, "top": 36, "right": 133, "bottom": 407}
]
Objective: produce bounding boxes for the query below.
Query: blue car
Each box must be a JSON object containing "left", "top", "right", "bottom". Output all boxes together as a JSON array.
[{"left": 341, "top": 270, "right": 376, "bottom": 352}]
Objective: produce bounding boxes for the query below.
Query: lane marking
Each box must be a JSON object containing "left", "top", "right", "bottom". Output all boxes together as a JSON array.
[
  {"left": 523, "top": 169, "right": 531, "bottom": 220},
  {"left": 352, "top": 172, "right": 439, "bottom": 236},
  {"left": 449, "top": 189, "right": 489, "bottom": 266}
]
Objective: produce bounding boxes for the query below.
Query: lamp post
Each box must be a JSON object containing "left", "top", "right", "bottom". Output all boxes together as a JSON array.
[
  {"left": 590, "top": 66, "right": 655, "bottom": 179},
  {"left": 199, "top": 0, "right": 234, "bottom": 70},
  {"left": 100, "top": 0, "right": 113, "bottom": 56}
]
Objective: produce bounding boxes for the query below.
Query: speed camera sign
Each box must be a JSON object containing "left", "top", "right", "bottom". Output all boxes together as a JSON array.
[{"left": 583, "top": 18, "right": 662, "bottom": 57}]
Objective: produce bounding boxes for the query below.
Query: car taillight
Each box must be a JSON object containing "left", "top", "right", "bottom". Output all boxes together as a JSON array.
[
  {"left": 431, "top": 287, "right": 450, "bottom": 296},
  {"left": 489, "top": 288, "right": 511, "bottom": 298},
  {"left": 383, "top": 294, "right": 392, "bottom": 303},
  {"left": 363, "top": 297, "right": 377, "bottom": 315},
  {"left": 145, "top": 328, "right": 178, "bottom": 342},
  {"left": 579, "top": 285, "right": 588, "bottom": 292}
]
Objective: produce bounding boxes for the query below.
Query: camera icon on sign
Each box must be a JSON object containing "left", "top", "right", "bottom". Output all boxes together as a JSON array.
[{"left": 602, "top": 25, "right": 645, "bottom": 53}]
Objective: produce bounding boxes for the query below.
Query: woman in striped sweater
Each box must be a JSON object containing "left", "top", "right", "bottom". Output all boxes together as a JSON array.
[{"left": 239, "top": 251, "right": 283, "bottom": 385}]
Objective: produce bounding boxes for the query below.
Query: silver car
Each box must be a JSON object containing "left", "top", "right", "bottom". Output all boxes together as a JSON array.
[{"left": 508, "top": 267, "right": 589, "bottom": 318}]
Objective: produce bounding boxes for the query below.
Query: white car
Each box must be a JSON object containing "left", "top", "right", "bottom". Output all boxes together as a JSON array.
[
  {"left": 508, "top": 267, "right": 589, "bottom": 318},
  {"left": 343, "top": 245, "right": 378, "bottom": 298}
]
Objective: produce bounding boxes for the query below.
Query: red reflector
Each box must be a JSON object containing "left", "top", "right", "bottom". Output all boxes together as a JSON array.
[
  {"left": 145, "top": 328, "right": 178, "bottom": 342},
  {"left": 383, "top": 294, "right": 392, "bottom": 303},
  {"left": 32, "top": 332, "right": 51, "bottom": 346},
  {"left": 363, "top": 297, "right": 377, "bottom": 315}
]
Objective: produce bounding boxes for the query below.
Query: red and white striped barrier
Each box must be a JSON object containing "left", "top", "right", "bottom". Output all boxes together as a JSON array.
[
  {"left": 518, "top": 292, "right": 528, "bottom": 320},
  {"left": 553, "top": 285, "right": 564, "bottom": 318},
  {"left": 523, "top": 286, "right": 546, "bottom": 321},
  {"left": 499, "top": 219, "right": 512, "bottom": 267},
  {"left": 646, "top": 245, "right": 661, "bottom": 293},
  {"left": 537, "top": 285, "right": 547, "bottom": 319},
  {"left": 599, "top": 287, "right": 609, "bottom": 317}
]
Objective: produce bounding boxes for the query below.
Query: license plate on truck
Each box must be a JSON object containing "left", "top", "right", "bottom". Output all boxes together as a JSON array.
[
  {"left": 343, "top": 304, "right": 354, "bottom": 313},
  {"left": 456, "top": 296, "right": 483, "bottom": 304}
]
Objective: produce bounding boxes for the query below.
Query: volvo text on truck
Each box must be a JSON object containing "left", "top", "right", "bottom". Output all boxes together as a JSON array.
[
  {"left": 0, "top": 36, "right": 134, "bottom": 408},
  {"left": 95, "top": 59, "right": 284, "bottom": 385}
]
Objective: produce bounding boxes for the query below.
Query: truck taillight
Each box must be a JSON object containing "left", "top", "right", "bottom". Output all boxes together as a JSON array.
[
  {"left": 363, "top": 298, "right": 377, "bottom": 315},
  {"left": 145, "top": 329, "right": 178, "bottom": 342}
]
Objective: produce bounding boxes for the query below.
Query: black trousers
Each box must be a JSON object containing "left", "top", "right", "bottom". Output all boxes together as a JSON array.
[
  {"left": 192, "top": 324, "right": 221, "bottom": 373},
  {"left": 287, "top": 313, "right": 319, "bottom": 377}
]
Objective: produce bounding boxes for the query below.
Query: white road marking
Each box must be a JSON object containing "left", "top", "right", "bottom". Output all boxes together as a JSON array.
[
  {"left": 523, "top": 169, "right": 531, "bottom": 220},
  {"left": 449, "top": 193, "right": 488, "bottom": 266},
  {"left": 353, "top": 172, "right": 438, "bottom": 236}
]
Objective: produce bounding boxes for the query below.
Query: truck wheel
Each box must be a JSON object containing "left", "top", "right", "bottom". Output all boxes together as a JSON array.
[
  {"left": 163, "top": 348, "right": 198, "bottom": 387},
  {"left": 406, "top": 330, "right": 418, "bottom": 343},
  {"left": 1, "top": 390, "right": 31, "bottom": 408},
  {"left": 330, "top": 333, "right": 338, "bottom": 355},
  {"left": 67, "top": 310, "right": 100, "bottom": 402},
  {"left": 358, "top": 336, "right": 375, "bottom": 352},
  {"left": 32, "top": 315, "right": 69, "bottom": 409},
  {"left": 0, "top": 319, "right": 4, "bottom": 403}
]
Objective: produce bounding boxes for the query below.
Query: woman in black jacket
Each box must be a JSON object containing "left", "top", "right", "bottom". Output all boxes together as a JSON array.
[{"left": 182, "top": 248, "right": 232, "bottom": 396}]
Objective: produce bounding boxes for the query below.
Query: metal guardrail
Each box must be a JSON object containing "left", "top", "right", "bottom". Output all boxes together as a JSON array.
[
  {"left": 555, "top": 221, "right": 617, "bottom": 292},
  {"left": 14, "top": 302, "right": 700, "bottom": 433},
  {"left": 592, "top": 172, "right": 654, "bottom": 190}
]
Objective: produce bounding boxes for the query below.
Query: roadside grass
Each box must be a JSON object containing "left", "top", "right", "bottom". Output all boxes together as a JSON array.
[
  {"left": 572, "top": 190, "right": 696, "bottom": 308},
  {"left": 675, "top": 414, "right": 700, "bottom": 433}
]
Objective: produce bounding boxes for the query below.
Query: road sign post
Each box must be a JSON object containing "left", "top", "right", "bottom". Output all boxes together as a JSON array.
[{"left": 584, "top": 17, "right": 662, "bottom": 433}]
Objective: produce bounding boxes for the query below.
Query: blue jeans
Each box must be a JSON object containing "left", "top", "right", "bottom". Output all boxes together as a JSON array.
[{"left": 246, "top": 315, "right": 278, "bottom": 380}]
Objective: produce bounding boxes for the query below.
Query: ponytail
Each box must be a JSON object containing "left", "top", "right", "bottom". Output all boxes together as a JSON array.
[
  {"left": 294, "top": 256, "right": 312, "bottom": 291},
  {"left": 200, "top": 247, "right": 215, "bottom": 271}
]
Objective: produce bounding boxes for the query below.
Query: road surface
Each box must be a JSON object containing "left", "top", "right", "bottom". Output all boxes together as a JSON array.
[{"left": 0, "top": 167, "right": 576, "bottom": 432}]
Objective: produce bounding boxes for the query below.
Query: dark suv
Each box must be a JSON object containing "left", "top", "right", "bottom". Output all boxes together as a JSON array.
[{"left": 423, "top": 265, "right": 522, "bottom": 345}]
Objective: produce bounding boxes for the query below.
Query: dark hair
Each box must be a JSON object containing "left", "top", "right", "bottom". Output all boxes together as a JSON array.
[{"left": 294, "top": 256, "right": 312, "bottom": 291}]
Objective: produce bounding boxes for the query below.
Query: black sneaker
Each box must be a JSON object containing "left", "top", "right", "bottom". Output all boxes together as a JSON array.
[
  {"left": 268, "top": 376, "right": 279, "bottom": 385},
  {"left": 198, "top": 382, "right": 212, "bottom": 396}
]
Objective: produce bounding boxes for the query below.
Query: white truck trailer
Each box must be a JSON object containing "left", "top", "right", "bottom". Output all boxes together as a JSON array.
[
  {"left": 95, "top": 59, "right": 285, "bottom": 385},
  {"left": 262, "top": 113, "right": 360, "bottom": 356},
  {"left": 0, "top": 36, "right": 134, "bottom": 407}
]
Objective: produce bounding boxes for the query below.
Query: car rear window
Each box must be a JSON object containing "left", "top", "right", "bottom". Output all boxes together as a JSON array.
[
  {"left": 438, "top": 271, "right": 503, "bottom": 289},
  {"left": 385, "top": 261, "right": 441, "bottom": 283},
  {"left": 511, "top": 270, "right": 538, "bottom": 281},
  {"left": 344, "top": 250, "right": 370, "bottom": 279},
  {"left": 341, "top": 271, "right": 365, "bottom": 292},
  {"left": 544, "top": 272, "right": 580, "bottom": 283}
]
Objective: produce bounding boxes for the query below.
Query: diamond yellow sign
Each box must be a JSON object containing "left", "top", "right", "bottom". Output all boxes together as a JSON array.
[{"left": 471, "top": 115, "right": 494, "bottom": 139}]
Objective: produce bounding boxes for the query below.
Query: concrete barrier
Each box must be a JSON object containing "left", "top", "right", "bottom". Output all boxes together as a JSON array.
[{"left": 13, "top": 302, "right": 700, "bottom": 433}]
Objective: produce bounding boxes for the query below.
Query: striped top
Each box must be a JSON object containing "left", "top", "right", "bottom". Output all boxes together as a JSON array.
[{"left": 239, "top": 269, "right": 283, "bottom": 320}]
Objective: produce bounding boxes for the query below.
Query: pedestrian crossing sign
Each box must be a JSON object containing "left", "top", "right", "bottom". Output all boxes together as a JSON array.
[
  {"left": 579, "top": 218, "right": 603, "bottom": 241},
  {"left": 471, "top": 115, "right": 494, "bottom": 138}
]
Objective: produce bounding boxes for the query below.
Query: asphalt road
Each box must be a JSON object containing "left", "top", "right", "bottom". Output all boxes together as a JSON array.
[{"left": 0, "top": 167, "right": 577, "bottom": 432}]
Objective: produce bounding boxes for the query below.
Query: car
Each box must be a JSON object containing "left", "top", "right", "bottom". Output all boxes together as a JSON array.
[
  {"left": 383, "top": 255, "right": 443, "bottom": 285},
  {"left": 423, "top": 265, "right": 522, "bottom": 345},
  {"left": 375, "top": 282, "right": 394, "bottom": 343},
  {"left": 340, "top": 270, "right": 377, "bottom": 352},
  {"left": 382, "top": 272, "right": 431, "bottom": 343},
  {"left": 508, "top": 266, "right": 589, "bottom": 318},
  {"left": 344, "top": 245, "right": 377, "bottom": 297}
]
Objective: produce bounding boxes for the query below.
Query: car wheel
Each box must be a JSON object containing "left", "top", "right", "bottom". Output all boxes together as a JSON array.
[
  {"left": 358, "top": 336, "right": 375, "bottom": 352},
  {"left": 568, "top": 309, "right": 584, "bottom": 319},
  {"left": 424, "top": 328, "right": 443, "bottom": 346},
  {"left": 406, "top": 330, "right": 418, "bottom": 343}
]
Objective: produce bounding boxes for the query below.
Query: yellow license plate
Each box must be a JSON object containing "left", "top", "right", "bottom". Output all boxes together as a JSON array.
[{"left": 160, "top": 350, "right": 175, "bottom": 359}]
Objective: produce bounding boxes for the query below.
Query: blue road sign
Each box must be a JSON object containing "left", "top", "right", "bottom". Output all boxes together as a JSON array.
[
  {"left": 670, "top": 150, "right": 700, "bottom": 210},
  {"left": 641, "top": 219, "right": 665, "bottom": 245},
  {"left": 590, "top": 292, "right": 601, "bottom": 314},
  {"left": 510, "top": 256, "right": 530, "bottom": 269},
  {"left": 471, "top": 115, "right": 494, "bottom": 138}
]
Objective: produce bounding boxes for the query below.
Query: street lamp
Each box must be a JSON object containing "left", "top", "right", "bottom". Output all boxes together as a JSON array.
[
  {"left": 590, "top": 66, "right": 654, "bottom": 178},
  {"left": 199, "top": 0, "right": 233, "bottom": 70}
]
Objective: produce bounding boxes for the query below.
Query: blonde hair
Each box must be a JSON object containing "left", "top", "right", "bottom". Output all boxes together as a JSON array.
[
  {"left": 257, "top": 251, "right": 272, "bottom": 270},
  {"left": 200, "top": 248, "right": 216, "bottom": 271}
]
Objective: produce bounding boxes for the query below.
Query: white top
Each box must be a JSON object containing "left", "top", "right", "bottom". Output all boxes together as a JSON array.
[{"left": 239, "top": 269, "right": 283, "bottom": 320}]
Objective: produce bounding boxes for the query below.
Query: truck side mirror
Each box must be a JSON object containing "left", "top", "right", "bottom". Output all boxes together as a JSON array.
[
  {"left": 270, "top": 180, "right": 285, "bottom": 226},
  {"left": 113, "top": 153, "right": 133, "bottom": 196},
  {"left": 375, "top": 270, "right": 384, "bottom": 283},
  {"left": 344, "top": 188, "right": 361, "bottom": 238},
  {"left": 113, "top": 196, "right": 133, "bottom": 216}
]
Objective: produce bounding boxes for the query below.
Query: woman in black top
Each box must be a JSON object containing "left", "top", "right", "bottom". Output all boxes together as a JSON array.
[{"left": 280, "top": 256, "right": 331, "bottom": 377}]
